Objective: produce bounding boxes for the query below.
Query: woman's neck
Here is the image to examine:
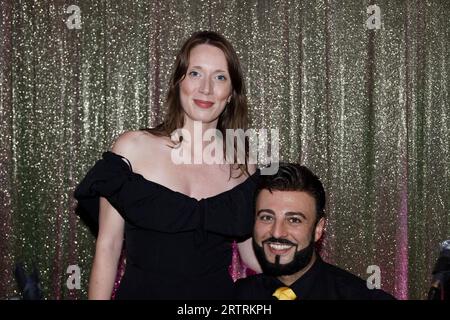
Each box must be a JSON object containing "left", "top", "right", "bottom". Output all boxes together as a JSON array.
[
  {"left": 175, "top": 116, "right": 223, "bottom": 164},
  {"left": 182, "top": 116, "right": 219, "bottom": 137}
]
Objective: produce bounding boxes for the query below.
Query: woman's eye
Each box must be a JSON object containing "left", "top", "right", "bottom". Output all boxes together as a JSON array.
[
  {"left": 217, "top": 74, "right": 227, "bottom": 81},
  {"left": 189, "top": 70, "right": 200, "bottom": 77}
]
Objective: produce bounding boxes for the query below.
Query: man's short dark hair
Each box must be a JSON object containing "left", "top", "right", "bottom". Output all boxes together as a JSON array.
[{"left": 256, "top": 163, "right": 326, "bottom": 221}]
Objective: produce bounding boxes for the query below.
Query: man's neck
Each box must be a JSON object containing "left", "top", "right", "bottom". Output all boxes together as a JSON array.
[{"left": 277, "top": 253, "right": 317, "bottom": 287}]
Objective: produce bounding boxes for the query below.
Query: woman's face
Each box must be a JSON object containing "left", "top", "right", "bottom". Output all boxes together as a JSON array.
[{"left": 179, "top": 44, "right": 232, "bottom": 126}]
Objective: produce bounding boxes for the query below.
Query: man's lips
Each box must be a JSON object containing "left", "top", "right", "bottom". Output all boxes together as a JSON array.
[
  {"left": 264, "top": 242, "right": 294, "bottom": 256},
  {"left": 193, "top": 99, "right": 214, "bottom": 109}
]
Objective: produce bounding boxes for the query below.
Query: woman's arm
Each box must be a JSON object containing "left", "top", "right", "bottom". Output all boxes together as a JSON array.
[
  {"left": 236, "top": 163, "right": 261, "bottom": 273},
  {"left": 88, "top": 132, "right": 138, "bottom": 299},
  {"left": 88, "top": 197, "right": 124, "bottom": 299},
  {"left": 237, "top": 238, "right": 262, "bottom": 274}
]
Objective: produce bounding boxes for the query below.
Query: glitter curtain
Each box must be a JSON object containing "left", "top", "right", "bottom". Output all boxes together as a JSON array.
[{"left": 0, "top": 0, "right": 449, "bottom": 300}]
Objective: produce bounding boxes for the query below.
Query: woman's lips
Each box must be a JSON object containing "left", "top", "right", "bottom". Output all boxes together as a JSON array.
[{"left": 193, "top": 99, "right": 214, "bottom": 109}]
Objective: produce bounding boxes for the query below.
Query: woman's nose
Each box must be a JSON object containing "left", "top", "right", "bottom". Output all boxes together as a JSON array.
[{"left": 199, "top": 77, "right": 212, "bottom": 95}]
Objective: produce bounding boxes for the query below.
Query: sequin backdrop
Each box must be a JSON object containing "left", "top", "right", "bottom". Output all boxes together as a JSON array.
[{"left": 0, "top": 0, "right": 449, "bottom": 300}]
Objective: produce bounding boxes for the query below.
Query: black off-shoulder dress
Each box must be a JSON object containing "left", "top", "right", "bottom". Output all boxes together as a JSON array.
[{"left": 74, "top": 151, "right": 259, "bottom": 300}]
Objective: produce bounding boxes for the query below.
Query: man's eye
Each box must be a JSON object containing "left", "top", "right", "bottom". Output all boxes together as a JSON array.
[
  {"left": 288, "top": 217, "right": 302, "bottom": 224},
  {"left": 259, "top": 215, "right": 273, "bottom": 222}
]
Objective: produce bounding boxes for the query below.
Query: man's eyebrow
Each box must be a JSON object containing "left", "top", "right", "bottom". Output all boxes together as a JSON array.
[
  {"left": 256, "top": 209, "right": 275, "bottom": 216},
  {"left": 285, "top": 211, "right": 307, "bottom": 220}
]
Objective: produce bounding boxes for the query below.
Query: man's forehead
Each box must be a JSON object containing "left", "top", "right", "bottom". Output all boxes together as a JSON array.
[
  {"left": 257, "top": 189, "right": 314, "bottom": 201},
  {"left": 256, "top": 190, "right": 316, "bottom": 214}
]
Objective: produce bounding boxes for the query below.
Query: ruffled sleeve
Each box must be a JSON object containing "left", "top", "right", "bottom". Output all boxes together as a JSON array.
[{"left": 74, "top": 152, "right": 135, "bottom": 234}]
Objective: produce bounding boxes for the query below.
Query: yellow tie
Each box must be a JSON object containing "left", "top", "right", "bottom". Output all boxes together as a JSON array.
[{"left": 272, "top": 287, "right": 297, "bottom": 300}]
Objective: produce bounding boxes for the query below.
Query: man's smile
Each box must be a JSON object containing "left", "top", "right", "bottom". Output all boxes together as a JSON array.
[{"left": 264, "top": 241, "right": 296, "bottom": 257}]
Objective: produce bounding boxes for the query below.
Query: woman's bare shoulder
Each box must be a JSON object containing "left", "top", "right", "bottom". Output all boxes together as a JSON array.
[
  {"left": 231, "top": 163, "right": 257, "bottom": 177},
  {"left": 228, "top": 163, "right": 257, "bottom": 187},
  {"left": 247, "top": 163, "right": 257, "bottom": 175},
  {"left": 111, "top": 130, "right": 144, "bottom": 155},
  {"left": 111, "top": 130, "right": 172, "bottom": 166}
]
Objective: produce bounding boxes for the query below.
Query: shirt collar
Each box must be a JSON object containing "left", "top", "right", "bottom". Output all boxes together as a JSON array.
[{"left": 263, "top": 255, "right": 324, "bottom": 300}]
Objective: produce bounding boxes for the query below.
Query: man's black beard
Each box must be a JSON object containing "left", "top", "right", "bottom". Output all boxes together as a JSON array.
[{"left": 252, "top": 236, "right": 315, "bottom": 277}]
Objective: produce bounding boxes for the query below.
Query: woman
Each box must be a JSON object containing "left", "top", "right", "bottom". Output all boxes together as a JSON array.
[{"left": 75, "top": 31, "right": 261, "bottom": 299}]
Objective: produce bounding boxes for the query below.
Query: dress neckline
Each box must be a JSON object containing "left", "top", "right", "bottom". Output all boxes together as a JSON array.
[{"left": 105, "top": 151, "right": 260, "bottom": 202}]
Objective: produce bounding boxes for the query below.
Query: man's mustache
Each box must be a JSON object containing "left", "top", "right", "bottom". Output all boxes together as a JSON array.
[{"left": 262, "top": 237, "right": 296, "bottom": 247}]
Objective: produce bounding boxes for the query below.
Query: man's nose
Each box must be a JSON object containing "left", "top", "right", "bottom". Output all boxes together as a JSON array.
[{"left": 271, "top": 219, "right": 288, "bottom": 239}]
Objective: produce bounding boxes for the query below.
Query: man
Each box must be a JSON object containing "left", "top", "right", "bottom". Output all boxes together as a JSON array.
[{"left": 235, "top": 163, "right": 395, "bottom": 300}]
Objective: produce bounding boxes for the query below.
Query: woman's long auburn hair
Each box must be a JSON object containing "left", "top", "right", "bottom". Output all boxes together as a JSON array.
[{"left": 144, "top": 31, "right": 250, "bottom": 177}]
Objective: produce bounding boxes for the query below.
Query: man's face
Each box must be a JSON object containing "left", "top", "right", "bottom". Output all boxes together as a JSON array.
[{"left": 253, "top": 190, "right": 324, "bottom": 273}]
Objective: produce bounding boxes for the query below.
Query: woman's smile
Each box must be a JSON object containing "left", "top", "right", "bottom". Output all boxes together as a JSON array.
[{"left": 193, "top": 99, "right": 214, "bottom": 109}]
